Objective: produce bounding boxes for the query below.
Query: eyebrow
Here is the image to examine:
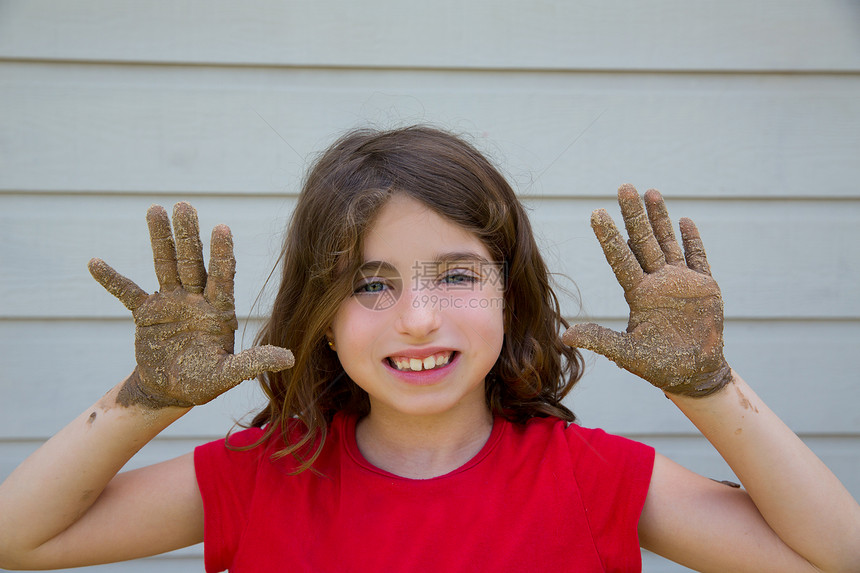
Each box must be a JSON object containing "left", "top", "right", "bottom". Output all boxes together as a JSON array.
[
  {"left": 358, "top": 252, "right": 494, "bottom": 273},
  {"left": 357, "top": 260, "right": 399, "bottom": 275},
  {"left": 434, "top": 251, "right": 494, "bottom": 266}
]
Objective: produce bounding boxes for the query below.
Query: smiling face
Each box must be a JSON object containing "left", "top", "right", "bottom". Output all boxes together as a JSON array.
[{"left": 328, "top": 194, "right": 505, "bottom": 423}]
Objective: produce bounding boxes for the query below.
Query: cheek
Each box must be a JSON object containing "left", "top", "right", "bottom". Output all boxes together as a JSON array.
[
  {"left": 458, "top": 293, "right": 506, "bottom": 352},
  {"left": 472, "top": 312, "right": 505, "bottom": 377},
  {"left": 486, "top": 309, "right": 506, "bottom": 352},
  {"left": 330, "top": 303, "right": 385, "bottom": 359}
]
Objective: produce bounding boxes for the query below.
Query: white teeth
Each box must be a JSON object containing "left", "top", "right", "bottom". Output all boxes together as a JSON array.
[{"left": 391, "top": 352, "right": 452, "bottom": 372}]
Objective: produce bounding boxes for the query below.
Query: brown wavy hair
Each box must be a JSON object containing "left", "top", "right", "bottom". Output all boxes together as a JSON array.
[{"left": 249, "top": 125, "right": 582, "bottom": 472}]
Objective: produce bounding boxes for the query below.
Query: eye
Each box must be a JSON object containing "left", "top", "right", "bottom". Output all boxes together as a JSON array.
[
  {"left": 440, "top": 269, "right": 479, "bottom": 286},
  {"left": 354, "top": 279, "right": 389, "bottom": 294}
]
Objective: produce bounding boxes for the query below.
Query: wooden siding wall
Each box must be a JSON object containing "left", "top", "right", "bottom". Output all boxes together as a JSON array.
[{"left": 1, "top": 2, "right": 859, "bottom": 571}]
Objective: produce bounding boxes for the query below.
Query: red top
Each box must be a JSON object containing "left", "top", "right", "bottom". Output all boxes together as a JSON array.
[{"left": 195, "top": 413, "right": 654, "bottom": 572}]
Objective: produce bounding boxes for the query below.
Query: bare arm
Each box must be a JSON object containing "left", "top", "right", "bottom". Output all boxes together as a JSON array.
[
  {"left": 0, "top": 203, "right": 293, "bottom": 569},
  {"left": 0, "top": 386, "right": 200, "bottom": 569},
  {"left": 638, "top": 373, "right": 860, "bottom": 573},
  {"left": 564, "top": 186, "right": 860, "bottom": 572}
]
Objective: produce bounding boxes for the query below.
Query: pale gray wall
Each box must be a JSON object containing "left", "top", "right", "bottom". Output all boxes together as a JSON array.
[{"left": 1, "top": 2, "right": 859, "bottom": 571}]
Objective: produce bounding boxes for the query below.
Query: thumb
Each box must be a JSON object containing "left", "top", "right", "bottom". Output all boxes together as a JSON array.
[
  {"left": 88, "top": 258, "right": 149, "bottom": 311},
  {"left": 216, "top": 345, "right": 295, "bottom": 386},
  {"left": 562, "top": 323, "right": 632, "bottom": 367}
]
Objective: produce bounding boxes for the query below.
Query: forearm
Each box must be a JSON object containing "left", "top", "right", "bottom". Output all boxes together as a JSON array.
[
  {"left": 0, "top": 375, "right": 189, "bottom": 562},
  {"left": 668, "top": 371, "right": 860, "bottom": 571}
]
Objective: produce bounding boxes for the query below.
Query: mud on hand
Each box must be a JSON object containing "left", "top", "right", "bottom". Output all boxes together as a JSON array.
[
  {"left": 562, "top": 185, "right": 732, "bottom": 397},
  {"left": 88, "top": 202, "right": 294, "bottom": 409}
]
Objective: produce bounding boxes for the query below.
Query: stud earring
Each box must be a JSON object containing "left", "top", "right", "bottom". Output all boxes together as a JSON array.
[{"left": 327, "top": 339, "right": 336, "bottom": 351}]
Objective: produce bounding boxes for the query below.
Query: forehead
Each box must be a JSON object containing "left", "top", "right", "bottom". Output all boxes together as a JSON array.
[{"left": 362, "top": 194, "right": 492, "bottom": 264}]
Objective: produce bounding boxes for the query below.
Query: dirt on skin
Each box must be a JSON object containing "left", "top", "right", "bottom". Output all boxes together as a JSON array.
[
  {"left": 89, "top": 202, "right": 294, "bottom": 410},
  {"left": 735, "top": 384, "right": 759, "bottom": 413},
  {"left": 711, "top": 478, "right": 742, "bottom": 488},
  {"left": 562, "top": 185, "right": 731, "bottom": 397}
]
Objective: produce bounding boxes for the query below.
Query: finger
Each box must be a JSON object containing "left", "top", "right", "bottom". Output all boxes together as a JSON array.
[
  {"left": 146, "top": 205, "right": 180, "bottom": 291},
  {"left": 562, "top": 323, "right": 633, "bottom": 368},
  {"left": 215, "top": 346, "right": 295, "bottom": 386},
  {"left": 679, "top": 217, "right": 712, "bottom": 276},
  {"left": 618, "top": 184, "right": 665, "bottom": 273},
  {"left": 643, "top": 189, "right": 685, "bottom": 266},
  {"left": 590, "top": 208, "right": 644, "bottom": 293},
  {"left": 172, "top": 202, "right": 206, "bottom": 294},
  {"left": 204, "top": 224, "right": 236, "bottom": 312},
  {"left": 88, "top": 258, "right": 149, "bottom": 311}
]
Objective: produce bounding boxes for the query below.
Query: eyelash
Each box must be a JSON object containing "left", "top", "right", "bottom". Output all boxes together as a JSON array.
[
  {"left": 354, "top": 279, "right": 390, "bottom": 294},
  {"left": 440, "top": 269, "right": 479, "bottom": 285}
]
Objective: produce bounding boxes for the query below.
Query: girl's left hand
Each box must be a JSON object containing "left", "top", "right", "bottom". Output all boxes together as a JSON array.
[{"left": 562, "top": 185, "right": 732, "bottom": 397}]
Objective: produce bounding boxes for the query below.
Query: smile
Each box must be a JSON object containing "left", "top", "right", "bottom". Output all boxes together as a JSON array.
[{"left": 387, "top": 351, "right": 455, "bottom": 372}]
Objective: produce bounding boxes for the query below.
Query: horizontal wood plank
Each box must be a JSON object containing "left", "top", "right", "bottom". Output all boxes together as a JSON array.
[
  {"left": 1, "top": 1, "right": 858, "bottom": 71},
  {"left": 2, "top": 63, "right": 860, "bottom": 198},
  {"left": 2, "top": 195, "right": 857, "bottom": 319},
  {"left": 529, "top": 197, "right": 860, "bottom": 319},
  {"left": 0, "top": 318, "right": 270, "bottom": 438},
  {"left": 1, "top": 319, "right": 857, "bottom": 437},
  {"left": 549, "top": 319, "right": 860, "bottom": 435}
]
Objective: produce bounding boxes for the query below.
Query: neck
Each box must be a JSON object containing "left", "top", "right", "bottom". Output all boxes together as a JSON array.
[{"left": 355, "top": 403, "right": 494, "bottom": 479}]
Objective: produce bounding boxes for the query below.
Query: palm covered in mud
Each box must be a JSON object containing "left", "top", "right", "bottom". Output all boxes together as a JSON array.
[
  {"left": 88, "top": 202, "right": 294, "bottom": 409},
  {"left": 564, "top": 186, "right": 732, "bottom": 397}
]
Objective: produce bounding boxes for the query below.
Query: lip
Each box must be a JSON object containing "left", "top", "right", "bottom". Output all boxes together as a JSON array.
[
  {"left": 386, "top": 346, "right": 453, "bottom": 360},
  {"left": 383, "top": 349, "right": 459, "bottom": 386}
]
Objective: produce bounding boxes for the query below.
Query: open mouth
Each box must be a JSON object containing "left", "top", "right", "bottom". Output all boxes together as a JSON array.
[{"left": 387, "top": 351, "right": 455, "bottom": 372}]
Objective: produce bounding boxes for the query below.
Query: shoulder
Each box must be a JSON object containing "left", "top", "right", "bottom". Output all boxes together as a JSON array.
[
  {"left": 198, "top": 425, "right": 266, "bottom": 454},
  {"left": 495, "top": 416, "right": 654, "bottom": 489},
  {"left": 566, "top": 422, "right": 654, "bottom": 466},
  {"left": 195, "top": 426, "right": 268, "bottom": 468},
  {"left": 508, "top": 416, "right": 655, "bottom": 498},
  {"left": 506, "top": 416, "right": 654, "bottom": 465},
  {"left": 193, "top": 421, "right": 309, "bottom": 482},
  {"left": 559, "top": 421, "right": 655, "bottom": 496}
]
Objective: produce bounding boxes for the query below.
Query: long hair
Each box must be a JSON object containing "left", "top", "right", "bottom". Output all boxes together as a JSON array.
[{"left": 249, "top": 126, "right": 582, "bottom": 472}]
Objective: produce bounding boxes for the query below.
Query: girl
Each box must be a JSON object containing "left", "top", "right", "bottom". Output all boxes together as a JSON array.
[{"left": 0, "top": 126, "right": 858, "bottom": 572}]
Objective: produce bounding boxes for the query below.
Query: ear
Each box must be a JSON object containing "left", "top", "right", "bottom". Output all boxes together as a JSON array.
[{"left": 325, "top": 327, "right": 336, "bottom": 351}]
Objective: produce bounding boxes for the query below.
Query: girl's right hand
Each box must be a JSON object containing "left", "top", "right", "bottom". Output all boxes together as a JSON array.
[{"left": 88, "top": 202, "right": 294, "bottom": 409}]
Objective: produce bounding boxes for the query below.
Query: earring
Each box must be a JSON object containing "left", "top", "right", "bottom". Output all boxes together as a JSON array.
[{"left": 327, "top": 339, "right": 336, "bottom": 351}]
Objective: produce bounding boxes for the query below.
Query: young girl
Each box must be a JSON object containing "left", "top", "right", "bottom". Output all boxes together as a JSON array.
[{"left": 0, "top": 126, "right": 858, "bottom": 572}]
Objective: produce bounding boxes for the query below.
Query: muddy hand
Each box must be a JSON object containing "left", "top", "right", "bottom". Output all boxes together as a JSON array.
[
  {"left": 88, "top": 203, "right": 294, "bottom": 409},
  {"left": 563, "top": 185, "right": 731, "bottom": 397}
]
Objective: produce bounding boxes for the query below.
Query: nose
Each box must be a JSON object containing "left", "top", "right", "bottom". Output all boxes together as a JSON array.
[{"left": 394, "top": 287, "right": 441, "bottom": 339}]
